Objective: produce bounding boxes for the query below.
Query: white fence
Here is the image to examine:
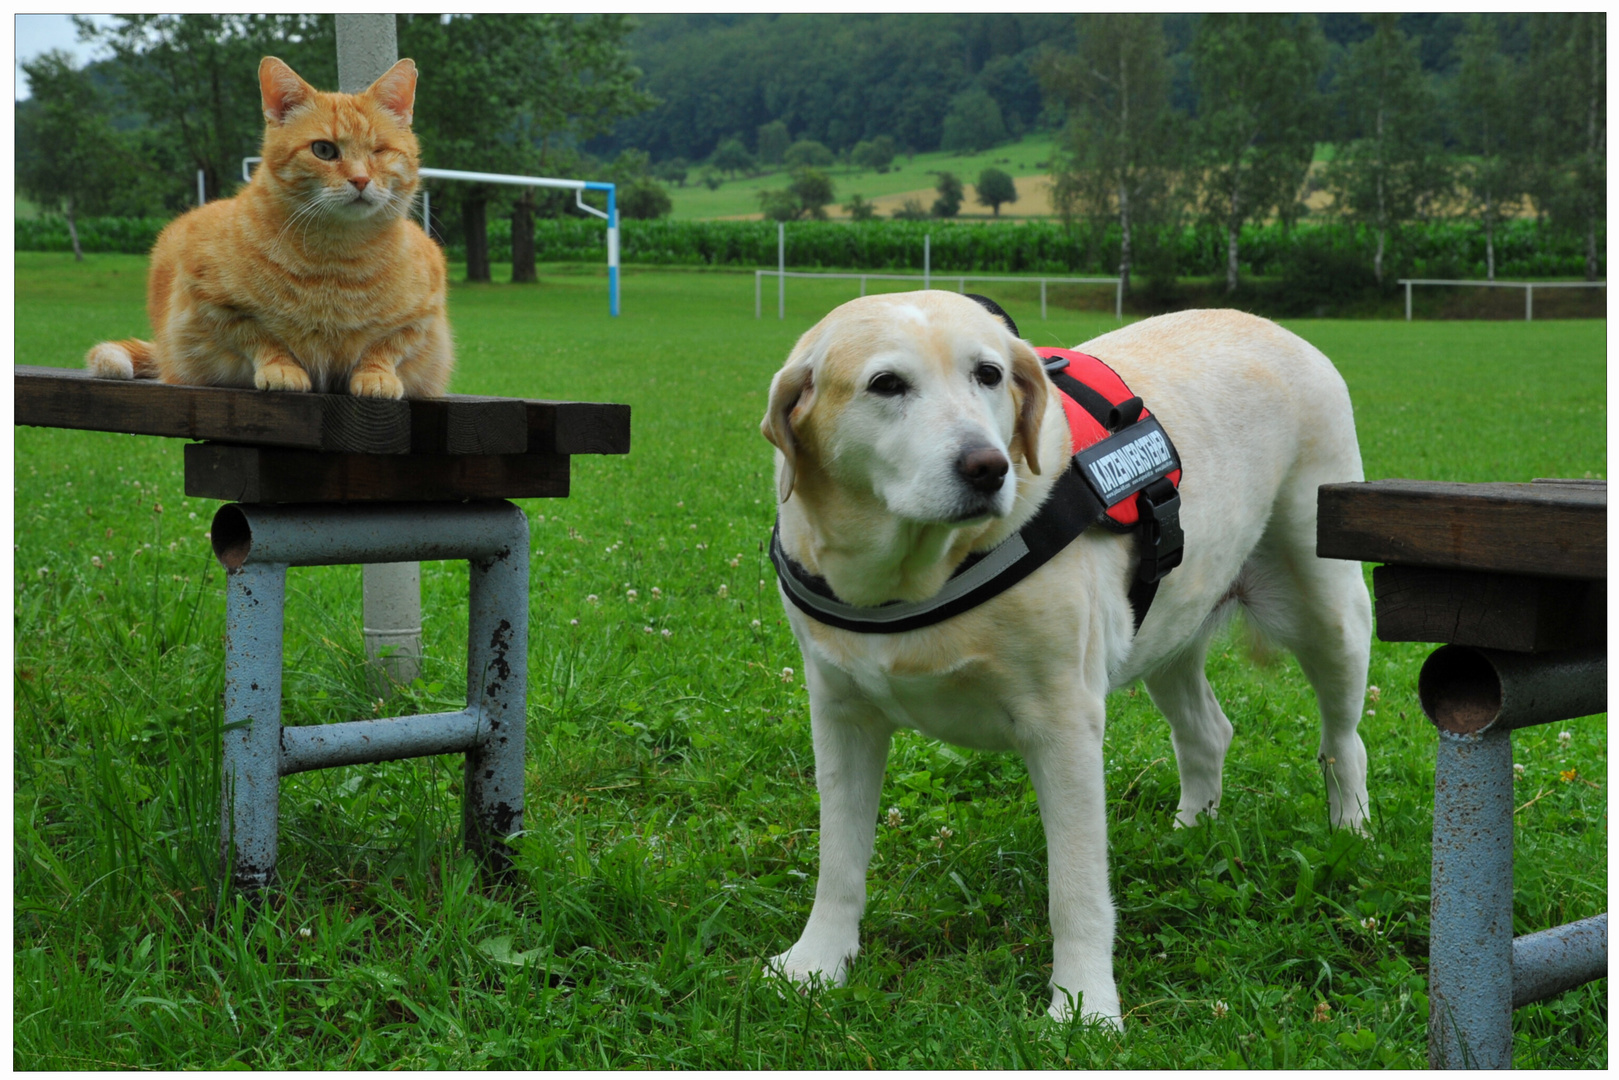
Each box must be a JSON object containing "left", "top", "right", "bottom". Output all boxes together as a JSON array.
[
  {"left": 755, "top": 270, "right": 1124, "bottom": 321},
  {"left": 756, "top": 223, "right": 1122, "bottom": 322},
  {"left": 1398, "top": 278, "right": 1606, "bottom": 322}
]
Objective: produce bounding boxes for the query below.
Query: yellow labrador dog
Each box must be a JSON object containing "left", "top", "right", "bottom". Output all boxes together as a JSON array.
[{"left": 760, "top": 294, "right": 1371, "bottom": 1028}]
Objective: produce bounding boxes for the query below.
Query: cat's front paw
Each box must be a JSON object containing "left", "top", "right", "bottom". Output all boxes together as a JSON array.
[
  {"left": 349, "top": 369, "right": 405, "bottom": 399},
  {"left": 255, "top": 357, "right": 312, "bottom": 393}
]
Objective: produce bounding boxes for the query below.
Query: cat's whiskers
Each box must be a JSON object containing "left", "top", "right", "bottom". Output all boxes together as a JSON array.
[{"left": 272, "top": 192, "right": 327, "bottom": 249}]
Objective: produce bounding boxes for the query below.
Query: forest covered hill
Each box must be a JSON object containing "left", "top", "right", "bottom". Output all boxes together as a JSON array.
[{"left": 588, "top": 13, "right": 1525, "bottom": 164}]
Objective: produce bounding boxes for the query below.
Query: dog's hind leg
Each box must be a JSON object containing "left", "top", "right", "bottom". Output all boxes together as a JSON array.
[
  {"left": 1142, "top": 626, "right": 1235, "bottom": 828},
  {"left": 771, "top": 662, "right": 893, "bottom": 989},
  {"left": 1242, "top": 531, "right": 1374, "bottom": 833}
]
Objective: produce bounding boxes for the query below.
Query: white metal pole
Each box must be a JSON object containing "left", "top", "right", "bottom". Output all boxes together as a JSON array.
[
  {"left": 1406, "top": 281, "right": 1413, "bottom": 321},
  {"left": 1116, "top": 278, "right": 1123, "bottom": 321},
  {"left": 197, "top": 169, "right": 206, "bottom": 206},
  {"left": 607, "top": 186, "right": 620, "bottom": 317},
  {"left": 924, "top": 234, "right": 931, "bottom": 290},
  {"left": 422, "top": 187, "right": 430, "bottom": 234},
  {"left": 1525, "top": 284, "right": 1533, "bottom": 322},
  {"left": 339, "top": 13, "right": 421, "bottom": 691},
  {"left": 778, "top": 222, "right": 785, "bottom": 320}
]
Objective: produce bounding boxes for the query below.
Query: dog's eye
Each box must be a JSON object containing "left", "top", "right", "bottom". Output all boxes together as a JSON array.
[
  {"left": 310, "top": 140, "right": 340, "bottom": 161},
  {"left": 867, "top": 372, "right": 908, "bottom": 397},
  {"left": 974, "top": 363, "right": 1004, "bottom": 388}
]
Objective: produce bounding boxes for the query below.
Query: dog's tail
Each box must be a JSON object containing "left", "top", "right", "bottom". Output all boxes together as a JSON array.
[{"left": 86, "top": 338, "right": 159, "bottom": 381}]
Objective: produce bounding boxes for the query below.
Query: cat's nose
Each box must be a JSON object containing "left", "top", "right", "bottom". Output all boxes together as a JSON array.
[{"left": 349, "top": 176, "right": 370, "bottom": 191}]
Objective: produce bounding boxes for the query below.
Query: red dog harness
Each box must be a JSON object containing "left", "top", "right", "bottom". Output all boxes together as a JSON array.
[{"left": 769, "top": 297, "right": 1184, "bottom": 635}]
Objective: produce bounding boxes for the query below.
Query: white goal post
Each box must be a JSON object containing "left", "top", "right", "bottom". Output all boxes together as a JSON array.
[{"left": 242, "top": 157, "right": 621, "bottom": 317}]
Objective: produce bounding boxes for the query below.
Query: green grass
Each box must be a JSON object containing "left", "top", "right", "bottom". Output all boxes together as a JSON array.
[
  {"left": 668, "top": 133, "right": 1059, "bottom": 220},
  {"left": 13, "top": 251, "right": 1607, "bottom": 1068}
]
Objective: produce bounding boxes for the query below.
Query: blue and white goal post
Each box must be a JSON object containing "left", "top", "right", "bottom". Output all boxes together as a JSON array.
[{"left": 242, "top": 158, "right": 620, "bottom": 317}]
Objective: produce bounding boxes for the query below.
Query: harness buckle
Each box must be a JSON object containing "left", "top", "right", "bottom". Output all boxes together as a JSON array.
[{"left": 1136, "top": 479, "right": 1184, "bottom": 584}]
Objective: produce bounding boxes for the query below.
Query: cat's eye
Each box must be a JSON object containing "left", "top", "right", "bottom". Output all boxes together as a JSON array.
[
  {"left": 867, "top": 372, "right": 908, "bottom": 397},
  {"left": 310, "top": 140, "right": 340, "bottom": 161},
  {"left": 974, "top": 362, "right": 1004, "bottom": 388}
]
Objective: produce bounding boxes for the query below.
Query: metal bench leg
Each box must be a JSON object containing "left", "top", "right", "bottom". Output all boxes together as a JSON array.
[
  {"left": 1429, "top": 727, "right": 1515, "bottom": 1069},
  {"left": 221, "top": 559, "right": 289, "bottom": 894},
  {"left": 463, "top": 528, "right": 530, "bottom": 869}
]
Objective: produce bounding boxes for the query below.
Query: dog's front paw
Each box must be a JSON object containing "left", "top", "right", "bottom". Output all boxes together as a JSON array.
[
  {"left": 1047, "top": 984, "right": 1124, "bottom": 1032},
  {"left": 768, "top": 939, "right": 855, "bottom": 990}
]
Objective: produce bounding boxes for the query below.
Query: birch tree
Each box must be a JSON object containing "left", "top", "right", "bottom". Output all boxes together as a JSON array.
[
  {"left": 1039, "top": 14, "right": 1174, "bottom": 298},
  {"left": 1452, "top": 17, "right": 1519, "bottom": 281},
  {"left": 1323, "top": 15, "right": 1448, "bottom": 287},
  {"left": 1189, "top": 14, "right": 1325, "bottom": 293}
]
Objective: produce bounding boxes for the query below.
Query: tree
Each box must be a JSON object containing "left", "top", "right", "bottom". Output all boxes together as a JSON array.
[
  {"left": 1451, "top": 16, "right": 1520, "bottom": 280},
  {"left": 16, "top": 51, "right": 130, "bottom": 261},
  {"left": 76, "top": 15, "right": 336, "bottom": 205},
  {"left": 758, "top": 189, "right": 799, "bottom": 222},
  {"left": 401, "top": 14, "right": 654, "bottom": 282},
  {"left": 1038, "top": 14, "right": 1175, "bottom": 298},
  {"left": 1323, "top": 15, "right": 1449, "bottom": 286},
  {"left": 757, "top": 166, "right": 835, "bottom": 220},
  {"left": 843, "top": 194, "right": 876, "bottom": 221},
  {"left": 892, "top": 197, "right": 929, "bottom": 220},
  {"left": 1189, "top": 14, "right": 1326, "bottom": 292},
  {"left": 932, "top": 171, "right": 964, "bottom": 218},
  {"left": 757, "top": 120, "right": 790, "bottom": 167},
  {"left": 619, "top": 178, "right": 673, "bottom": 219},
  {"left": 711, "top": 136, "right": 755, "bottom": 177},
  {"left": 940, "top": 87, "right": 1007, "bottom": 152},
  {"left": 975, "top": 168, "right": 1018, "bottom": 216},
  {"left": 653, "top": 157, "right": 689, "bottom": 187},
  {"left": 851, "top": 135, "right": 896, "bottom": 173},
  {"left": 783, "top": 139, "right": 834, "bottom": 169},
  {"left": 789, "top": 168, "right": 835, "bottom": 219},
  {"left": 1520, "top": 14, "right": 1605, "bottom": 281}
]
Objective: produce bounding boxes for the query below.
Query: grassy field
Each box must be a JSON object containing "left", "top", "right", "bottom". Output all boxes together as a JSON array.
[
  {"left": 13, "top": 252, "right": 1607, "bottom": 1069},
  {"left": 667, "top": 134, "right": 1059, "bottom": 221}
]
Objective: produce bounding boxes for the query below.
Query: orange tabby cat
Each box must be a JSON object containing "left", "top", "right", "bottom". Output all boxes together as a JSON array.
[{"left": 85, "top": 56, "right": 451, "bottom": 399}]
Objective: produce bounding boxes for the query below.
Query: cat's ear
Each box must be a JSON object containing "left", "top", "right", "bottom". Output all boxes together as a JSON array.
[
  {"left": 365, "top": 58, "right": 417, "bottom": 126},
  {"left": 260, "top": 56, "right": 316, "bottom": 125}
]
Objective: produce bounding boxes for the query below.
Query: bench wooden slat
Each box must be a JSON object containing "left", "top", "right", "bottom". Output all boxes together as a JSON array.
[
  {"left": 15, "top": 365, "right": 411, "bottom": 453},
  {"left": 1371, "top": 565, "right": 1606, "bottom": 652},
  {"left": 184, "top": 443, "right": 569, "bottom": 503},
  {"left": 1317, "top": 479, "right": 1606, "bottom": 580},
  {"left": 525, "top": 400, "right": 632, "bottom": 455},
  {"left": 14, "top": 366, "right": 632, "bottom": 457},
  {"left": 409, "top": 395, "right": 529, "bottom": 454}
]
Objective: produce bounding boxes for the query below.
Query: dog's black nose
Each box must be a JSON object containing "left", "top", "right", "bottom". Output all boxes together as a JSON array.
[{"left": 956, "top": 446, "right": 1009, "bottom": 493}]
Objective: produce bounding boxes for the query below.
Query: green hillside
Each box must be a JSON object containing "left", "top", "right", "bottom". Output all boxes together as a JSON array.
[{"left": 669, "top": 134, "right": 1059, "bottom": 221}]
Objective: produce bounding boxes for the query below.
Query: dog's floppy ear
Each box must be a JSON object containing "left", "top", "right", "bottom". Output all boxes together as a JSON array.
[
  {"left": 761, "top": 360, "right": 816, "bottom": 503},
  {"left": 1008, "top": 338, "right": 1049, "bottom": 476}
]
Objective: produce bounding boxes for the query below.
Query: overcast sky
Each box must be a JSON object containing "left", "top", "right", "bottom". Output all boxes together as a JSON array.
[{"left": 15, "top": 14, "right": 116, "bottom": 101}]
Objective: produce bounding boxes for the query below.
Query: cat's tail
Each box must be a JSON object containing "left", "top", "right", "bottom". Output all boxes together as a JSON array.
[{"left": 86, "top": 338, "right": 159, "bottom": 380}]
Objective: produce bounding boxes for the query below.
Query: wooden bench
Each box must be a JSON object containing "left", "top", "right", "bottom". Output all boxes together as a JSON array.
[
  {"left": 15, "top": 366, "right": 631, "bottom": 892},
  {"left": 1318, "top": 478, "right": 1607, "bottom": 1069}
]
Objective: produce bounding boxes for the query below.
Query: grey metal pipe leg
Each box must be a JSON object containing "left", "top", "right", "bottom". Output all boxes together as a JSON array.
[
  {"left": 1429, "top": 726, "right": 1515, "bottom": 1069},
  {"left": 221, "top": 560, "right": 289, "bottom": 894},
  {"left": 463, "top": 518, "right": 530, "bottom": 868}
]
